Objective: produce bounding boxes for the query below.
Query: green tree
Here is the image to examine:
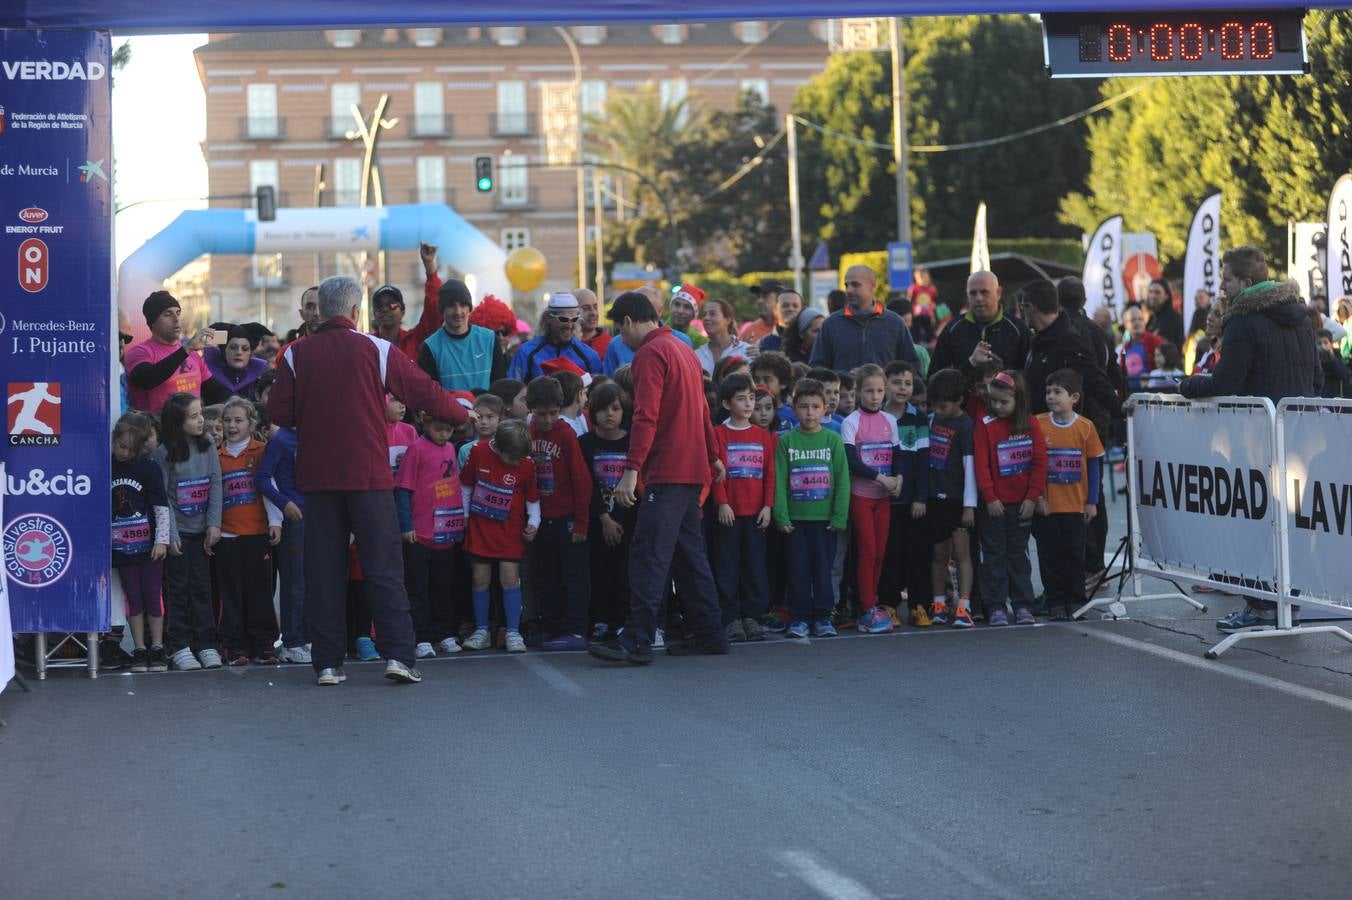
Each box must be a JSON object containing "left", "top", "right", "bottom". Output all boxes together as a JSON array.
[
  {"left": 793, "top": 15, "right": 1102, "bottom": 259},
  {"left": 1061, "top": 11, "right": 1352, "bottom": 268}
]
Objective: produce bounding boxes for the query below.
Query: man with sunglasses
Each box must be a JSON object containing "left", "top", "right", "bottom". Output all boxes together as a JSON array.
[
  {"left": 508, "top": 292, "right": 602, "bottom": 382},
  {"left": 371, "top": 242, "right": 444, "bottom": 362}
]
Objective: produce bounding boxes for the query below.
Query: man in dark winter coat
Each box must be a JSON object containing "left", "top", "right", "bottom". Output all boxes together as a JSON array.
[
  {"left": 1020, "top": 281, "right": 1122, "bottom": 421},
  {"left": 931, "top": 270, "right": 1030, "bottom": 373},
  {"left": 1179, "top": 247, "right": 1322, "bottom": 404}
]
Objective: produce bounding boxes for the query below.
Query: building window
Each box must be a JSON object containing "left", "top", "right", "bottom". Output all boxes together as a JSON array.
[
  {"left": 331, "top": 30, "right": 359, "bottom": 48},
  {"left": 416, "top": 155, "right": 445, "bottom": 204},
  {"left": 499, "top": 155, "right": 528, "bottom": 205},
  {"left": 412, "top": 28, "right": 440, "bottom": 47},
  {"left": 491, "top": 26, "right": 523, "bottom": 47},
  {"left": 413, "top": 81, "right": 446, "bottom": 135},
  {"left": 575, "top": 26, "right": 606, "bottom": 46},
  {"left": 496, "top": 80, "right": 528, "bottom": 134},
  {"left": 501, "top": 228, "right": 531, "bottom": 251},
  {"left": 739, "top": 78, "right": 769, "bottom": 105},
  {"left": 332, "top": 157, "right": 362, "bottom": 206},
  {"left": 581, "top": 80, "right": 608, "bottom": 120},
  {"left": 249, "top": 159, "right": 279, "bottom": 195},
  {"left": 659, "top": 78, "right": 689, "bottom": 128},
  {"left": 658, "top": 24, "right": 685, "bottom": 45},
  {"left": 245, "top": 83, "right": 278, "bottom": 138},
  {"left": 738, "top": 22, "right": 767, "bottom": 44},
  {"left": 252, "top": 253, "right": 285, "bottom": 288},
  {"left": 330, "top": 82, "right": 361, "bottom": 136}
]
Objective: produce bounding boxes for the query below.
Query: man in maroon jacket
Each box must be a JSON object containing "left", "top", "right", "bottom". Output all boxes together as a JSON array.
[
  {"left": 269, "top": 275, "right": 470, "bottom": 686},
  {"left": 589, "top": 292, "right": 728, "bottom": 665}
]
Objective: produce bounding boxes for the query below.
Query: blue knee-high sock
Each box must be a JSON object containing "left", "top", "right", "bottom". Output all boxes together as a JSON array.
[
  {"left": 472, "top": 589, "right": 491, "bottom": 629},
  {"left": 503, "top": 586, "right": 522, "bottom": 632}
]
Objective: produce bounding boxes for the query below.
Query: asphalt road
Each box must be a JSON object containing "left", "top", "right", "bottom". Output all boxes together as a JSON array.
[{"left": 5, "top": 612, "right": 1352, "bottom": 900}]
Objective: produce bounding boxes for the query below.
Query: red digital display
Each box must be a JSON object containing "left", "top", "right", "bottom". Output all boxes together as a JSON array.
[{"left": 1045, "top": 10, "right": 1306, "bottom": 78}]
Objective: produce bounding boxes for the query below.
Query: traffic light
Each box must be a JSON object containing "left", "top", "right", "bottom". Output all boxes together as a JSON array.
[
  {"left": 474, "top": 156, "right": 493, "bottom": 193},
  {"left": 256, "top": 185, "right": 276, "bottom": 222}
]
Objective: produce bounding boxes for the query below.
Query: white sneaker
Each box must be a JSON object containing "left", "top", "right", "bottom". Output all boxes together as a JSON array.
[
  {"left": 197, "top": 648, "right": 223, "bottom": 669},
  {"left": 653, "top": 628, "right": 666, "bottom": 650},
  {"left": 436, "top": 637, "right": 462, "bottom": 654},
  {"left": 172, "top": 647, "right": 203, "bottom": 671},
  {"left": 505, "top": 630, "right": 526, "bottom": 653},
  {"left": 461, "top": 628, "right": 491, "bottom": 651},
  {"left": 316, "top": 666, "right": 346, "bottom": 686},
  {"left": 277, "top": 645, "right": 311, "bottom": 664},
  {"left": 415, "top": 641, "right": 436, "bottom": 659}
]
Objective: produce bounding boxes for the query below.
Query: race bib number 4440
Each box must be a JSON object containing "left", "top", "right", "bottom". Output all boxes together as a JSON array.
[{"left": 789, "top": 464, "right": 831, "bottom": 501}]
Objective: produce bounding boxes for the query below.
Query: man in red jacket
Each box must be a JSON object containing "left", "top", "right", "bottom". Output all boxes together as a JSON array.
[
  {"left": 269, "top": 275, "right": 470, "bottom": 686},
  {"left": 589, "top": 292, "right": 728, "bottom": 665}
]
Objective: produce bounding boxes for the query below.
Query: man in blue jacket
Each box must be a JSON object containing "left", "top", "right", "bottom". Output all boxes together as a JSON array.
[
  {"left": 509, "top": 292, "right": 602, "bottom": 382},
  {"left": 810, "top": 264, "right": 918, "bottom": 372}
]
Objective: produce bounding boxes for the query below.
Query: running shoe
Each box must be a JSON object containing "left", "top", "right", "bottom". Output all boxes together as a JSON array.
[
  {"left": 741, "top": 617, "right": 767, "bottom": 642},
  {"left": 148, "top": 645, "right": 169, "bottom": 672},
  {"left": 436, "top": 637, "right": 462, "bottom": 655},
  {"left": 1216, "top": 608, "right": 1274, "bottom": 633},
  {"left": 986, "top": 608, "right": 1008, "bottom": 627},
  {"left": 910, "top": 606, "right": 933, "bottom": 628},
  {"left": 813, "top": 619, "right": 838, "bottom": 637},
  {"left": 760, "top": 611, "right": 789, "bottom": 634},
  {"left": 1014, "top": 607, "right": 1036, "bottom": 626},
  {"left": 354, "top": 636, "right": 380, "bottom": 661},
  {"left": 129, "top": 647, "right": 149, "bottom": 673},
  {"left": 930, "top": 601, "right": 950, "bottom": 626},
  {"left": 461, "top": 628, "right": 492, "bottom": 651},
  {"left": 952, "top": 606, "right": 976, "bottom": 628},
  {"left": 316, "top": 667, "right": 346, "bottom": 686},
  {"left": 786, "top": 620, "right": 810, "bottom": 639},
  {"left": 384, "top": 659, "right": 423, "bottom": 683},
  {"left": 505, "top": 631, "right": 527, "bottom": 653},
  {"left": 171, "top": 647, "right": 202, "bottom": 671},
  {"left": 857, "top": 607, "right": 894, "bottom": 634},
  {"left": 725, "top": 619, "right": 748, "bottom": 643},
  {"left": 197, "top": 648, "right": 223, "bottom": 669},
  {"left": 881, "top": 605, "right": 903, "bottom": 627},
  {"left": 415, "top": 642, "right": 436, "bottom": 659}
]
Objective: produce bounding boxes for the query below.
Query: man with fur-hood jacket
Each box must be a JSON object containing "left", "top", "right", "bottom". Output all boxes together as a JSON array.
[{"left": 1180, "top": 246, "right": 1322, "bottom": 403}]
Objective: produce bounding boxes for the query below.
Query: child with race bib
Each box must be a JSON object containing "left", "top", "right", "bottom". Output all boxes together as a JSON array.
[
  {"left": 112, "top": 413, "right": 172, "bottom": 672},
  {"left": 155, "top": 392, "right": 223, "bottom": 670},
  {"left": 773, "top": 378, "right": 850, "bottom": 639},
  {"left": 459, "top": 419, "right": 540, "bottom": 653},
  {"left": 578, "top": 382, "right": 633, "bottom": 641},
  {"left": 396, "top": 410, "right": 468, "bottom": 658},
  {"left": 973, "top": 371, "right": 1047, "bottom": 626},
  {"left": 216, "top": 397, "right": 283, "bottom": 665}
]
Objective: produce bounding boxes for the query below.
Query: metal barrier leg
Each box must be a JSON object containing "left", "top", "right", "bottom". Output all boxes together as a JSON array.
[
  {"left": 86, "top": 632, "right": 98, "bottom": 679},
  {"left": 33, "top": 633, "right": 46, "bottom": 680},
  {"left": 1205, "top": 624, "right": 1352, "bottom": 659}
]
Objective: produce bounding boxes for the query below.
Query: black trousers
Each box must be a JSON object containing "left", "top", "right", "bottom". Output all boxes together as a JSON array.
[
  {"left": 404, "top": 542, "right": 457, "bottom": 644},
  {"left": 531, "top": 518, "right": 592, "bottom": 636},
  {"left": 624, "top": 483, "right": 721, "bottom": 648},
  {"left": 305, "top": 490, "right": 416, "bottom": 672},
  {"left": 165, "top": 533, "right": 215, "bottom": 654},
  {"left": 709, "top": 514, "right": 769, "bottom": 625},
  {"left": 1084, "top": 492, "right": 1108, "bottom": 574},
  {"left": 589, "top": 520, "right": 631, "bottom": 629},
  {"left": 1035, "top": 513, "right": 1088, "bottom": 611},
  {"left": 878, "top": 503, "right": 931, "bottom": 611},
  {"left": 216, "top": 533, "right": 278, "bottom": 657}
]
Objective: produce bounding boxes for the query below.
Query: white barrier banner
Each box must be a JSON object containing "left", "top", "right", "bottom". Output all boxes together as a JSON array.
[
  {"left": 1131, "top": 397, "right": 1278, "bottom": 586},
  {"left": 1280, "top": 400, "right": 1352, "bottom": 608},
  {"left": 1, "top": 462, "right": 11, "bottom": 694},
  {"left": 1082, "top": 214, "right": 1124, "bottom": 316},
  {"left": 1182, "top": 192, "right": 1221, "bottom": 337}
]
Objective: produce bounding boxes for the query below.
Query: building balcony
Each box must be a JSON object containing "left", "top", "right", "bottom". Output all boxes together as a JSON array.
[
  {"left": 409, "top": 113, "right": 454, "bottom": 138},
  {"left": 330, "top": 190, "right": 362, "bottom": 207},
  {"left": 323, "top": 115, "right": 357, "bottom": 140},
  {"left": 491, "top": 112, "right": 537, "bottom": 137},
  {"left": 247, "top": 263, "right": 290, "bottom": 290},
  {"left": 494, "top": 187, "right": 539, "bottom": 211},
  {"left": 239, "top": 116, "right": 286, "bottom": 140},
  {"left": 409, "top": 187, "right": 458, "bottom": 206}
]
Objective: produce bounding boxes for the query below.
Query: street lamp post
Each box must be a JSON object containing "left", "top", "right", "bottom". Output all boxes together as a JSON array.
[{"left": 553, "top": 26, "right": 587, "bottom": 290}]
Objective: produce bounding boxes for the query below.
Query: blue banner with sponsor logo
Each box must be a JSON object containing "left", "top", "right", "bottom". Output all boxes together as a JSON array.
[{"left": 1, "top": 30, "right": 111, "bottom": 633}]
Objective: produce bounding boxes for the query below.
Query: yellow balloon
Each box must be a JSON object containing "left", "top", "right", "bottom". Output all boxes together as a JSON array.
[{"left": 504, "top": 246, "right": 547, "bottom": 293}]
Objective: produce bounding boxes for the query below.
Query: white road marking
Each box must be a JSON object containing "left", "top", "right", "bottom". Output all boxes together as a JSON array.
[
  {"left": 517, "top": 654, "right": 584, "bottom": 697},
  {"left": 1077, "top": 625, "right": 1352, "bottom": 715},
  {"left": 777, "top": 851, "right": 880, "bottom": 900}
]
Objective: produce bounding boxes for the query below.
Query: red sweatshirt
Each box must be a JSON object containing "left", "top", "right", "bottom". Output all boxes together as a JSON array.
[
  {"left": 269, "top": 317, "right": 467, "bottom": 492},
  {"left": 530, "top": 418, "right": 592, "bottom": 535},
  {"left": 973, "top": 414, "right": 1048, "bottom": 506},
  {"left": 711, "top": 422, "right": 776, "bottom": 517},
  {"left": 626, "top": 327, "right": 719, "bottom": 485},
  {"left": 387, "top": 272, "right": 443, "bottom": 362}
]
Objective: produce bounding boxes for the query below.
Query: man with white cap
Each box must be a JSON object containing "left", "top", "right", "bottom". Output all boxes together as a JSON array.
[{"left": 508, "top": 291, "right": 603, "bottom": 382}]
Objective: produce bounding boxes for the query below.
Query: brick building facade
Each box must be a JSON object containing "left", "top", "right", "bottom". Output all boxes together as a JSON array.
[{"left": 192, "top": 23, "right": 832, "bottom": 330}]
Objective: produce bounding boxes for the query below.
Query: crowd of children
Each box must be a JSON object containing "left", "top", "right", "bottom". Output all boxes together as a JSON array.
[{"left": 107, "top": 328, "right": 1110, "bottom": 670}]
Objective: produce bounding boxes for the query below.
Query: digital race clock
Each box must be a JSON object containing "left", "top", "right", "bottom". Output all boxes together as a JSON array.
[{"left": 1043, "top": 10, "right": 1307, "bottom": 77}]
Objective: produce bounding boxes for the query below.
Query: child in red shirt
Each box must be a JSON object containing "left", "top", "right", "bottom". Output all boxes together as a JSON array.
[
  {"left": 525, "top": 377, "right": 594, "bottom": 651},
  {"left": 396, "top": 411, "right": 467, "bottom": 659},
  {"left": 973, "top": 371, "right": 1047, "bottom": 626},
  {"left": 709, "top": 373, "right": 775, "bottom": 641},
  {"left": 459, "top": 419, "right": 540, "bottom": 652}
]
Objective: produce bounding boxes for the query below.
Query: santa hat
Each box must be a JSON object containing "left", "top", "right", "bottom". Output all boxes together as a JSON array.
[
  {"left": 450, "top": 390, "right": 477, "bottom": 410},
  {"left": 540, "top": 355, "right": 593, "bottom": 386},
  {"left": 671, "top": 284, "right": 707, "bottom": 309},
  {"left": 468, "top": 294, "right": 518, "bottom": 333}
]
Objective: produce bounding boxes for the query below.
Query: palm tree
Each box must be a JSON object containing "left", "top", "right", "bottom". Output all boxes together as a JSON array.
[{"left": 586, "top": 84, "right": 706, "bottom": 212}]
